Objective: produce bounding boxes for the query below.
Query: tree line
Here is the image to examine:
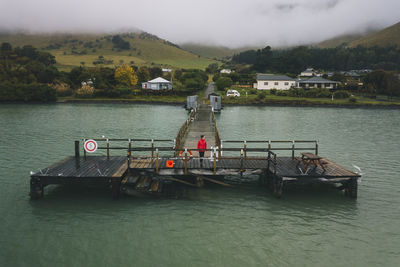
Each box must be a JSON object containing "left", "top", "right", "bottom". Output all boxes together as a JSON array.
[
  {"left": 232, "top": 45, "right": 400, "bottom": 74},
  {"left": 0, "top": 43, "right": 209, "bottom": 101}
]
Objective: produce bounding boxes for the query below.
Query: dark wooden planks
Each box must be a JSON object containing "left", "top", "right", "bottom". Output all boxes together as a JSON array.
[{"left": 32, "top": 156, "right": 127, "bottom": 179}]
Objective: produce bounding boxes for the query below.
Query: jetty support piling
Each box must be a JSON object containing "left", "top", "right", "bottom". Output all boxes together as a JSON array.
[{"left": 75, "top": 141, "right": 80, "bottom": 158}]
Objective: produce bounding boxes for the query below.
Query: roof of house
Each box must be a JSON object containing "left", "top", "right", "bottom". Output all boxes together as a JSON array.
[
  {"left": 298, "top": 76, "right": 339, "bottom": 84},
  {"left": 257, "top": 74, "right": 295, "bottom": 81},
  {"left": 147, "top": 77, "right": 171, "bottom": 83}
]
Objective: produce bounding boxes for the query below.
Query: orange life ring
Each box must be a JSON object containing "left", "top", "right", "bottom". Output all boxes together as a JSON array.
[
  {"left": 179, "top": 150, "right": 193, "bottom": 161},
  {"left": 166, "top": 160, "right": 175, "bottom": 168}
]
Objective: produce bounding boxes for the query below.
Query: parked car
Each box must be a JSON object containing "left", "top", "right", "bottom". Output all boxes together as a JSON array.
[{"left": 227, "top": 89, "right": 240, "bottom": 97}]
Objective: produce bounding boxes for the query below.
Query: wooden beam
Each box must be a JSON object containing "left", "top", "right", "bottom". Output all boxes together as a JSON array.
[
  {"left": 168, "top": 177, "right": 198, "bottom": 187},
  {"left": 199, "top": 176, "right": 233, "bottom": 187}
]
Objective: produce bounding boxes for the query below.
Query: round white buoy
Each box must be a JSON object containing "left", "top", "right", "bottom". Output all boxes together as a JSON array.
[{"left": 84, "top": 139, "right": 98, "bottom": 153}]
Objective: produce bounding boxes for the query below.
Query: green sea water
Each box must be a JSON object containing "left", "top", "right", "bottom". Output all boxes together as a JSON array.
[{"left": 0, "top": 103, "right": 399, "bottom": 267}]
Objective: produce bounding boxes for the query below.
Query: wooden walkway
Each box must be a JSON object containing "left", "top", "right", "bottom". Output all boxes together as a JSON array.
[{"left": 181, "top": 103, "right": 217, "bottom": 158}]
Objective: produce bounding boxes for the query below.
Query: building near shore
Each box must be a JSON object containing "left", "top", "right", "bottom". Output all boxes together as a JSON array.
[
  {"left": 220, "top": 69, "right": 232, "bottom": 74},
  {"left": 297, "top": 76, "right": 339, "bottom": 89},
  {"left": 256, "top": 74, "right": 296, "bottom": 90},
  {"left": 300, "top": 68, "right": 321, "bottom": 77},
  {"left": 142, "top": 77, "right": 172, "bottom": 90}
]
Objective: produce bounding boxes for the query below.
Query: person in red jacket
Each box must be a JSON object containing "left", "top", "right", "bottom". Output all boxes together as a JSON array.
[{"left": 197, "top": 135, "right": 207, "bottom": 164}]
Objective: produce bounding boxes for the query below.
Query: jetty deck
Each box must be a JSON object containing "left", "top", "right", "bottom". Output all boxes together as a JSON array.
[
  {"left": 30, "top": 101, "right": 361, "bottom": 199},
  {"left": 182, "top": 104, "right": 217, "bottom": 158},
  {"left": 30, "top": 156, "right": 127, "bottom": 181}
]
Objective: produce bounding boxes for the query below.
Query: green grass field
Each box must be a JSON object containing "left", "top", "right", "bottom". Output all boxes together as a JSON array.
[
  {"left": 0, "top": 32, "right": 217, "bottom": 70},
  {"left": 180, "top": 43, "right": 256, "bottom": 60},
  {"left": 219, "top": 87, "right": 400, "bottom": 107}
]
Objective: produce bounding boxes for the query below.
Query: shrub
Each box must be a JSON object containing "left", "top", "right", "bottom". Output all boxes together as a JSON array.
[
  {"left": 249, "top": 89, "right": 258, "bottom": 95},
  {"left": 270, "top": 88, "right": 277, "bottom": 95},
  {"left": 305, "top": 88, "right": 331, "bottom": 98},
  {"left": 0, "top": 82, "right": 56, "bottom": 102},
  {"left": 288, "top": 88, "right": 305, "bottom": 97},
  {"left": 333, "top": 90, "right": 350, "bottom": 99},
  {"left": 53, "top": 82, "right": 73, "bottom": 97},
  {"left": 349, "top": 96, "right": 357, "bottom": 103},
  {"left": 276, "top": 90, "right": 288, "bottom": 96},
  {"left": 76, "top": 85, "right": 94, "bottom": 98},
  {"left": 257, "top": 91, "right": 266, "bottom": 100},
  {"left": 215, "top": 77, "right": 233, "bottom": 90}
]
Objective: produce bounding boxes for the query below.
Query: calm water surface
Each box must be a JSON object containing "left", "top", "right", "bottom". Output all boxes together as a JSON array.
[{"left": 0, "top": 104, "right": 399, "bottom": 267}]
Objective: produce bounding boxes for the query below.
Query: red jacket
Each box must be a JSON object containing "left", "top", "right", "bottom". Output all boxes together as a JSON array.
[{"left": 197, "top": 138, "right": 207, "bottom": 152}]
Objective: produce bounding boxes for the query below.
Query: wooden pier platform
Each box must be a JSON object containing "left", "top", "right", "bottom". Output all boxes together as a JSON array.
[
  {"left": 30, "top": 101, "right": 361, "bottom": 199},
  {"left": 30, "top": 156, "right": 127, "bottom": 199}
]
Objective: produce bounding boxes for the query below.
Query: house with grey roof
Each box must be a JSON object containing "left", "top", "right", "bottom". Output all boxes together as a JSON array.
[
  {"left": 297, "top": 76, "right": 339, "bottom": 89},
  {"left": 300, "top": 68, "right": 321, "bottom": 77},
  {"left": 256, "top": 74, "right": 296, "bottom": 90},
  {"left": 142, "top": 77, "right": 172, "bottom": 90}
]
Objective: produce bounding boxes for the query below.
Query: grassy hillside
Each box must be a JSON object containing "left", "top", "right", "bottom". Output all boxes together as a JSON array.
[
  {"left": 180, "top": 43, "right": 257, "bottom": 60},
  {"left": 317, "top": 33, "right": 366, "bottom": 48},
  {"left": 348, "top": 22, "right": 400, "bottom": 48},
  {"left": 0, "top": 32, "right": 216, "bottom": 70}
]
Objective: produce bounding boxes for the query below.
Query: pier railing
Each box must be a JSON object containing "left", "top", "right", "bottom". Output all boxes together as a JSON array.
[
  {"left": 211, "top": 111, "right": 221, "bottom": 152},
  {"left": 220, "top": 140, "right": 318, "bottom": 159},
  {"left": 174, "top": 108, "right": 197, "bottom": 154},
  {"left": 74, "top": 138, "right": 316, "bottom": 175},
  {"left": 76, "top": 138, "right": 318, "bottom": 161}
]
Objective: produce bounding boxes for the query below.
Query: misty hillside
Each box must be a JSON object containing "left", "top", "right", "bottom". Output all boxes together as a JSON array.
[
  {"left": 317, "top": 22, "right": 400, "bottom": 48},
  {"left": 348, "top": 21, "right": 400, "bottom": 47},
  {"left": 180, "top": 43, "right": 257, "bottom": 60},
  {"left": 0, "top": 32, "right": 216, "bottom": 70},
  {"left": 317, "top": 33, "right": 369, "bottom": 48}
]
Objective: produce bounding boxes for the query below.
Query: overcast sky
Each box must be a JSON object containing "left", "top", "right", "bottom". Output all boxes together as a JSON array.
[{"left": 1, "top": 0, "right": 399, "bottom": 47}]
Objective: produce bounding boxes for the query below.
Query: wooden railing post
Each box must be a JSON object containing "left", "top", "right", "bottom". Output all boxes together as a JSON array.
[
  {"left": 75, "top": 141, "right": 80, "bottom": 158},
  {"left": 244, "top": 141, "right": 247, "bottom": 159},
  {"left": 83, "top": 139, "right": 87, "bottom": 160},
  {"left": 106, "top": 139, "right": 110, "bottom": 160},
  {"left": 127, "top": 149, "right": 131, "bottom": 168},
  {"left": 292, "top": 140, "right": 295, "bottom": 160},
  {"left": 184, "top": 149, "right": 188, "bottom": 175},
  {"left": 315, "top": 140, "right": 319, "bottom": 155},
  {"left": 240, "top": 149, "right": 244, "bottom": 175},
  {"left": 151, "top": 139, "right": 154, "bottom": 162},
  {"left": 128, "top": 139, "right": 132, "bottom": 161},
  {"left": 213, "top": 147, "right": 217, "bottom": 175},
  {"left": 155, "top": 149, "right": 159, "bottom": 174}
]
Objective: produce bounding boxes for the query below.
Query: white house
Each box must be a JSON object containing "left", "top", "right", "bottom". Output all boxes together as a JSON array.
[
  {"left": 142, "top": 77, "right": 172, "bottom": 90},
  {"left": 300, "top": 68, "right": 321, "bottom": 77},
  {"left": 220, "top": 69, "right": 232, "bottom": 74},
  {"left": 256, "top": 74, "right": 296, "bottom": 90},
  {"left": 297, "top": 77, "right": 339, "bottom": 89}
]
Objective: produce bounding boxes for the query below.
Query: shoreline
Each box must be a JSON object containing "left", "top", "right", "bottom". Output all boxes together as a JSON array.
[
  {"left": 1, "top": 99, "right": 400, "bottom": 109},
  {"left": 60, "top": 98, "right": 400, "bottom": 109}
]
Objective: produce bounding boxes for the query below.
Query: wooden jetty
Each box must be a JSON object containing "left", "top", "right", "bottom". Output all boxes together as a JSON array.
[{"left": 30, "top": 103, "right": 361, "bottom": 199}]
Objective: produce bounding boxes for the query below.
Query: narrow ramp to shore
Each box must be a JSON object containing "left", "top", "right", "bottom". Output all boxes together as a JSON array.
[{"left": 182, "top": 104, "right": 217, "bottom": 157}]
